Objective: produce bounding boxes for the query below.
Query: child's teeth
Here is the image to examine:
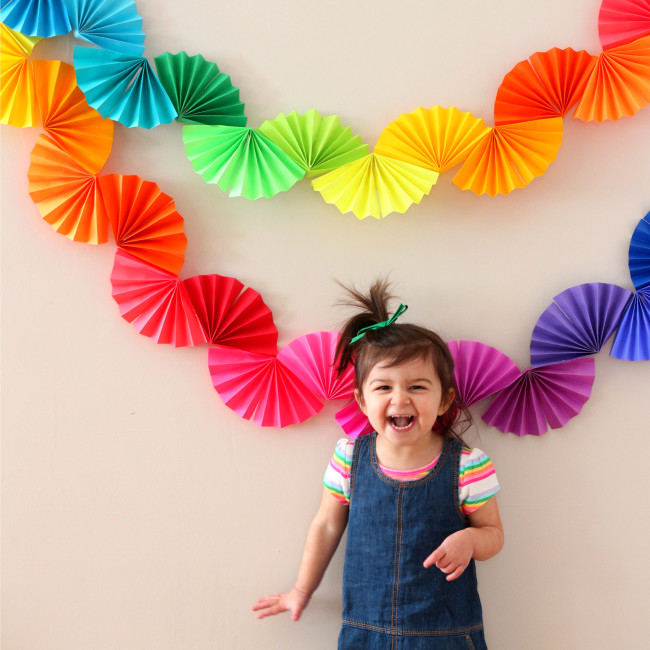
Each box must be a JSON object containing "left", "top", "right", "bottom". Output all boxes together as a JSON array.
[{"left": 392, "top": 416, "right": 412, "bottom": 428}]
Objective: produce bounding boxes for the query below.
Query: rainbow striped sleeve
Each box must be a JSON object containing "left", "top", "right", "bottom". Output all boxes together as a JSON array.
[
  {"left": 459, "top": 447, "right": 500, "bottom": 515},
  {"left": 323, "top": 438, "right": 354, "bottom": 504}
]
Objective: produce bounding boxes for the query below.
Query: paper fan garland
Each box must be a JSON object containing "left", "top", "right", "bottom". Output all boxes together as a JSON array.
[
  {"left": 258, "top": 110, "right": 369, "bottom": 177},
  {"left": 153, "top": 52, "right": 246, "bottom": 127},
  {"left": 494, "top": 48, "right": 597, "bottom": 125},
  {"left": 311, "top": 152, "right": 439, "bottom": 220},
  {"left": 110, "top": 249, "right": 207, "bottom": 347},
  {"left": 452, "top": 117, "right": 563, "bottom": 196},
  {"left": 182, "top": 274, "right": 278, "bottom": 355},
  {"left": 335, "top": 401, "right": 373, "bottom": 439},
  {"left": 629, "top": 212, "right": 650, "bottom": 289},
  {"left": 73, "top": 46, "right": 177, "bottom": 128},
  {"left": 208, "top": 346, "right": 323, "bottom": 427},
  {"left": 374, "top": 106, "right": 490, "bottom": 173},
  {"left": 182, "top": 125, "right": 305, "bottom": 199},
  {"left": 610, "top": 286, "right": 650, "bottom": 359},
  {"left": 65, "top": 0, "right": 145, "bottom": 56},
  {"left": 573, "top": 33, "right": 650, "bottom": 121},
  {"left": 482, "top": 357, "right": 596, "bottom": 436},
  {"left": 1, "top": 0, "right": 71, "bottom": 37},
  {"left": 599, "top": 0, "right": 650, "bottom": 50},
  {"left": 99, "top": 174, "right": 187, "bottom": 274}
]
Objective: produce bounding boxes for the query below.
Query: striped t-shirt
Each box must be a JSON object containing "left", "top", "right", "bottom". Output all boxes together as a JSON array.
[{"left": 324, "top": 437, "right": 499, "bottom": 515}]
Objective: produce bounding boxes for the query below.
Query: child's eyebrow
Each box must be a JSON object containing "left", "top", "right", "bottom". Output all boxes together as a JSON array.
[{"left": 368, "top": 377, "right": 433, "bottom": 385}]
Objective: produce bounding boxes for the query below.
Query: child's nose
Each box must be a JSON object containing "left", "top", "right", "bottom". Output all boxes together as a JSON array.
[{"left": 391, "top": 388, "right": 410, "bottom": 405}]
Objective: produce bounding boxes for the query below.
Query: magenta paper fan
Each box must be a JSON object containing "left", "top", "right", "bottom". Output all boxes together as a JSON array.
[
  {"left": 599, "top": 0, "right": 650, "bottom": 49},
  {"left": 447, "top": 340, "right": 520, "bottom": 406},
  {"left": 335, "top": 400, "right": 373, "bottom": 439},
  {"left": 208, "top": 346, "right": 323, "bottom": 427},
  {"left": 278, "top": 331, "right": 355, "bottom": 401},
  {"left": 182, "top": 274, "right": 277, "bottom": 355},
  {"left": 482, "top": 357, "right": 595, "bottom": 436},
  {"left": 110, "top": 250, "right": 207, "bottom": 347}
]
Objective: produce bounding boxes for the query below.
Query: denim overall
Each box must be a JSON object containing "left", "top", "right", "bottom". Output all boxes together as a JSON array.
[{"left": 338, "top": 433, "right": 487, "bottom": 650}]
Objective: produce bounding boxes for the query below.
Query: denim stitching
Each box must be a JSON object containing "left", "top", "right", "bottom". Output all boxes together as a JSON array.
[{"left": 341, "top": 619, "right": 484, "bottom": 637}]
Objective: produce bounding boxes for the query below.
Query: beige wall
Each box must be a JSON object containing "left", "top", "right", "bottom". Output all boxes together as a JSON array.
[{"left": 2, "top": 1, "right": 650, "bottom": 648}]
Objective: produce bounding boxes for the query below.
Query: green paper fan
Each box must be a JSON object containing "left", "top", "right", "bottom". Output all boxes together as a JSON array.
[
  {"left": 183, "top": 125, "right": 306, "bottom": 199},
  {"left": 154, "top": 51, "right": 247, "bottom": 127},
  {"left": 258, "top": 109, "right": 369, "bottom": 177}
]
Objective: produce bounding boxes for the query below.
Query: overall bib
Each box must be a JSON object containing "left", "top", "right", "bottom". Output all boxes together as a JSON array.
[{"left": 339, "top": 433, "right": 487, "bottom": 650}]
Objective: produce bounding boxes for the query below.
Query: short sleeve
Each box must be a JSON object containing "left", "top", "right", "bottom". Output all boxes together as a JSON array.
[
  {"left": 323, "top": 438, "right": 354, "bottom": 505},
  {"left": 459, "top": 447, "right": 500, "bottom": 515}
]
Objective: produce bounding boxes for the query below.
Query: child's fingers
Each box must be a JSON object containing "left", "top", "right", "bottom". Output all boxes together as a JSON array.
[
  {"left": 444, "top": 564, "right": 466, "bottom": 581},
  {"left": 423, "top": 548, "right": 444, "bottom": 568}
]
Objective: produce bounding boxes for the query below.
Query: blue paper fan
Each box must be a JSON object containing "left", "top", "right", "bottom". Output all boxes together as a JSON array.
[
  {"left": 530, "top": 283, "right": 633, "bottom": 367},
  {"left": 73, "top": 46, "right": 177, "bottom": 128},
  {"left": 610, "top": 286, "right": 650, "bottom": 360},
  {"left": 65, "top": 0, "right": 145, "bottom": 56},
  {"left": 629, "top": 213, "right": 650, "bottom": 290},
  {"left": 1, "top": 0, "right": 71, "bottom": 37}
]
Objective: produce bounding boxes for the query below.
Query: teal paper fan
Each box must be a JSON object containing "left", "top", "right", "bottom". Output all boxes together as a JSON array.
[
  {"left": 154, "top": 51, "right": 246, "bottom": 127},
  {"left": 182, "top": 125, "right": 305, "bottom": 199},
  {"left": 258, "top": 109, "right": 369, "bottom": 177},
  {"left": 1, "top": 0, "right": 71, "bottom": 37},
  {"left": 73, "top": 46, "right": 177, "bottom": 129}
]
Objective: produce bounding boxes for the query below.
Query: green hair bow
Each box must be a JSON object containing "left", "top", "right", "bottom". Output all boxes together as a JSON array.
[{"left": 349, "top": 303, "right": 408, "bottom": 344}]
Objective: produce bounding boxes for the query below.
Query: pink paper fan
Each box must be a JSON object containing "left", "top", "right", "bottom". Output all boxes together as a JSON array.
[
  {"left": 335, "top": 400, "right": 373, "bottom": 439},
  {"left": 482, "top": 357, "right": 595, "bottom": 436},
  {"left": 447, "top": 340, "right": 521, "bottom": 406},
  {"left": 182, "top": 274, "right": 277, "bottom": 355},
  {"left": 208, "top": 346, "right": 323, "bottom": 427},
  {"left": 110, "top": 250, "right": 207, "bottom": 347},
  {"left": 599, "top": 0, "right": 650, "bottom": 50},
  {"left": 278, "top": 331, "right": 355, "bottom": 401}
]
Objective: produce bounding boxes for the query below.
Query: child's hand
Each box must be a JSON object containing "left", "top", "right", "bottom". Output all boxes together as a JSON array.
[
  {"left": 252, "top": 586, "right": 312, "bottom": 621},
  {"left": 423, "top": 530, "right": 473, "bottom": 581}
]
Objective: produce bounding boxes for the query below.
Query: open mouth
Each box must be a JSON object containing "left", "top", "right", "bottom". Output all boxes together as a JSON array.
[{"left": 389, "top": 415, "right": 414, "bottom": 430}]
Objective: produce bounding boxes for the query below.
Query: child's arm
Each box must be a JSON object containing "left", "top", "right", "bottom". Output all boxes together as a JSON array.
[
  {"left": 423, "top": 496, "right": 504, "bottom": 581},
  {"left": 252, "top": 489, "right": 349, "bottom": 621}
]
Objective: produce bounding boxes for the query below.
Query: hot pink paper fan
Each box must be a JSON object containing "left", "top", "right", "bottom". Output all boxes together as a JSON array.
[
  {"left": 335, "top": 400, "right": 373, "bottom": 439},
  {"left": 599, "top": 0, "right": 650, "bottom": 50}
]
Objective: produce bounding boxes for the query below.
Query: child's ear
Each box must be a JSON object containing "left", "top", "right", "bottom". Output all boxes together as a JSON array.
[
  {"left": 438, "top": 388, "right": 456, "bottom": 416},
  {"left": 354, "top": 388, "right": 367, "bottom": 415}
]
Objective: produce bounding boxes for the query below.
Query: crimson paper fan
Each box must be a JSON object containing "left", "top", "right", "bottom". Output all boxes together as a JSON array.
[{"left": 335, "top": 400, "right": 373, "bottom": 439}]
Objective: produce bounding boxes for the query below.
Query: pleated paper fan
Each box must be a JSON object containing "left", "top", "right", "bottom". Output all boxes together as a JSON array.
[
  {"left": 494, "top": 48, "right": 597, "bottom": 125},
  {"left": 610, "top": 286, "right": 650, "bottom": 359},
  {"left": 452, "top": 117, "right": 563, "bottom": 196},
  {"left": 1, "top": 0, "right": 71, "bottom": 37},
  {"left": 447, "top": 340, "right": 520, "bottom": 406},
  {"left": 208, "top": 346, "right": 323, "bottom": 427},
  {"left": 110, "top": 250, "right": 207, "bottom": 347},
  {"left": 73, "top": 46, "right": 177, "bottom": 128},
  {"left": 599, "top": 0, "right": 650, "bottom": 49},
  {"left": 311, "top": 152, "right": 438, "bottom": 220},
  {"left": 482, "top": 357, "right": 596, "bottom": 436},
  {"left": 629, "top": 212, "right": 650, "bottom": 289},
  {"left": 335, "top": 400, "right": 373, "bottom": 439},
  {"left": 530, "top": 283, "right": 633, "bottom": 367},
  {"left": 32, "top": 59, "right": 113, "bottom": 174},
  {"left": 182, "top": 274, "right": 278, "bottom": 354},
  {"left": 154, "top": 52, "right": 246, "bottom": 127},
  {"left": 182, "top": 125, "right": 305, "bottom": 199},
  {"left": 374, "top": 106, "right": 490, "bottom": 173},
  {"left": 573, "top": 34, "right": 650, "bottom": 122},
  {"left": 65, "top": 0, "right": 145, "bottom": 56},
  {"left": 278, "top": 331, "right": 355, "bottom": 401},
  {"left": 28, "top": 133, "right": 108, "bottom": 243},
  {"left": 258, "top": 109, "right": 369, "bottom": 177}
]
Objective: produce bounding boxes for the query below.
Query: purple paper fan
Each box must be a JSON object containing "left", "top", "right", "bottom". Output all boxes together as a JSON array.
[
  {"left": 530, "top": 283, "right": 632, "bottom": 367},
  {"left": 482, "top": 357, "right": 595, "bottom": 436},
  {"left": 610, "top": 286, "right": 650, "bottom": 360},
  {"left": 629, "top": 213, "right": 650, "bottom": 290},
  {"left": 335, "top": 401, "right": 373, "bottom": 439}
]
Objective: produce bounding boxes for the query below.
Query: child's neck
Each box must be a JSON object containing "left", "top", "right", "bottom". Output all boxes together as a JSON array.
[{"left": 375, "top": 433, "right": 444, "bottom": 471}]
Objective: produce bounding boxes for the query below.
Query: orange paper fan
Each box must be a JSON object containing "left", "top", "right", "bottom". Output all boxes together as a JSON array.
[
  {"left": 452, "top": 117, "right": 563, "bottom": 196},
  {"left": 32, "top": 59, "right": 113, "bottom": 173},
  {"left": 99, "top": 174, "right": 187, "bottom": 275},
  {"left": 494, "top": 48, "right": 597, "bottom": 125},
  {"left": 28, "top": 133, "right": 108, "bottom": 243},
  {"left": 573, "top": 33, "right": 650, "bottom": 122}
]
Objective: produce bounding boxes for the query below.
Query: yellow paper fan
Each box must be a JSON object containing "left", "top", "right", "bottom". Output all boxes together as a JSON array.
[
  {"left": 452, "top": 117, "right": 563, "bottom": 196},
  {"left": 311, "top": 153, "right": 438, "bottom": 219},
  {"left": 374, "top": 106, "right": 490, "bottom": 173}
]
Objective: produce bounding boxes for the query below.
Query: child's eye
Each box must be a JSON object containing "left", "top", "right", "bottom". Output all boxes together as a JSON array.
[
  {"left": 410, "top": 385, "right": 425, "bottom": 391},
  {"left": 375, "top": 385, "right": 391, "bottom": 391}
]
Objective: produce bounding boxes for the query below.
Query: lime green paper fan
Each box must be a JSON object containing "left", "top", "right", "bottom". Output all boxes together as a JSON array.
[
  {"left": 312, "top": 153, "right": 438, "bottom": 220},
  {"left": 154, "top": 52, "right": 246, "bottom": 127},
  {"left": 183, "top": 125, "right": 305, "bottom": 199},
  {"left": 258, "top": 109, "right": 369, "bottom": 177}
]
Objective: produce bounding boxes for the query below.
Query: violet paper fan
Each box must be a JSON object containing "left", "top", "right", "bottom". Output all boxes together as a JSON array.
[
  {"left": 182, "top": 274, "right": 277, "bottom": 355},
  {"left": 335, "top": 400, "right": 373, "bottom": 440},
  {"left": 530, "top": 283, "right": 633, "bottom": 367},
  {"left": 482, "top": 357, "right": 596, "bottom": 436},
  {"left": 208, "top": 346, "right": 323, "bottom": 427},
  {"left": 110, "top": 250, "right": 207, "bottom": 347},
  {"left": 447, "top": 340, "right": 520, "bottom": 406},
  {"left": 629, "top": 212, "right": 650, "bottom": 290},
  {"left": 610, "top": 286, "right": 650, "bottom": 360}
]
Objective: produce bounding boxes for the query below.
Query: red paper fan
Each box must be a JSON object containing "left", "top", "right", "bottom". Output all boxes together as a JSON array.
[
  {"left": 110, "top": 250, "right": 207, "bottom": 347},
  {"left": 599, "top": 0, "right": 650, "bottom": 50},
  {"left": 335, "top": 401, "right": 373, "bottom": 439},
  {"left": 99, "top": 174, "right": 187, "bottom": 275},
  {"left": 182, "top": 274, "right": 277, "bottom": 354}
]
